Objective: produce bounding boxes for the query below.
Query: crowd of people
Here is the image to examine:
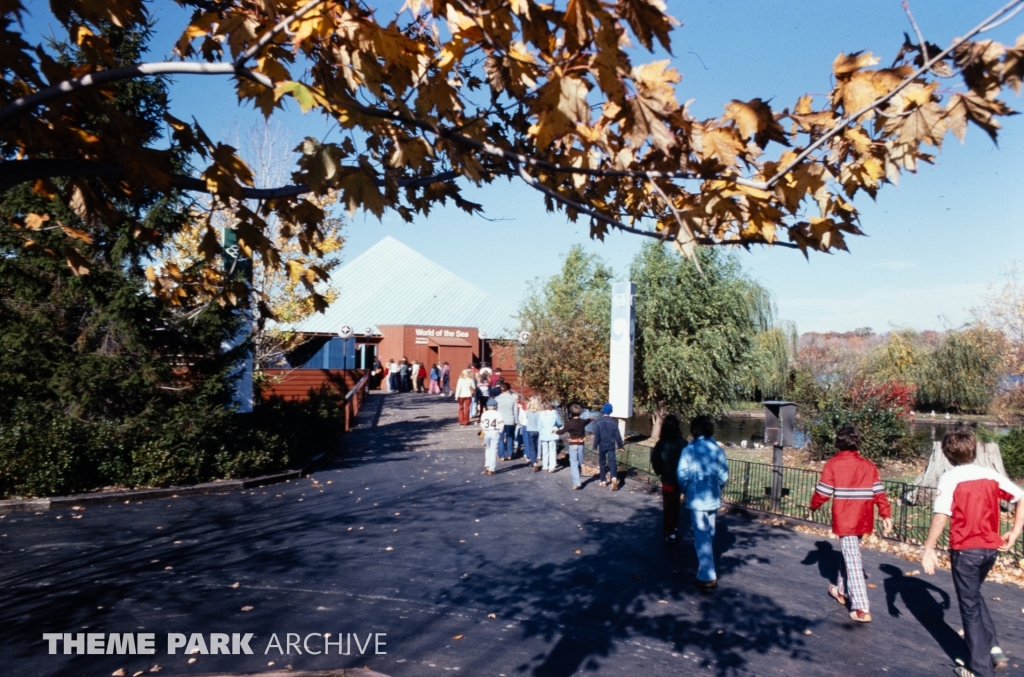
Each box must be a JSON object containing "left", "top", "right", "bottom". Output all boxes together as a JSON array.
[
  {"left": 370, "top": 357, "right": 452, "bottom": 395},
  {"left": 373, "top": 357, "right": 1024, "bottom": 677}
]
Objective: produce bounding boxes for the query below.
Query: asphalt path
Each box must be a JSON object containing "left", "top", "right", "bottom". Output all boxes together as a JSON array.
[{"left": 3, "top": 392, "right": 1024, "bottom": 677}]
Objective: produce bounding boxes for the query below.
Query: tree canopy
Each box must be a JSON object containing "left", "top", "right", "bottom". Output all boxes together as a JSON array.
[
  {"left": 517, "top": 245, "right": 612, "bottom": 406},
  {"left": 3, "top": 0, "right": 1024, "bottom": 319},
  {"left": 630, "top": 242, "right": 779, "bottom": 438}
]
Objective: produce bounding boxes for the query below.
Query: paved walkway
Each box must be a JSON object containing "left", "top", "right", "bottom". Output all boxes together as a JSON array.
[{"left": 3, "top": 393, "right": 1024, "bottom": 676}]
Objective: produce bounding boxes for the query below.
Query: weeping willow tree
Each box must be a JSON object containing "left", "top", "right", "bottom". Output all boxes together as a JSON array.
[
  {"left": 631, "top": 242, "right": 790, "bottom": 441},
  {"left": 916, "top": 327, "right": 1006, "bottom": 414},
  {"left": 743, "top": 320, "right": 798, "bottom": 402}
]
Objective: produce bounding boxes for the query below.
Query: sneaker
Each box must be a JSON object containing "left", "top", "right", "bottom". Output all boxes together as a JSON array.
[
  {"left": 828, "top": 585, "right": 847, "bottom": 607},
  {"left": 993, "top": 648, "right": 1009, "bottom": 672},
  {"left": 572, "top": 485, "right": 582, "bottom": 491},
  {"left": 533, "top": 465, "right": 541, "bottom": 472},
  {"left": 482, "top": 469, "right": 496, "bottom": 475},
  {"left": 695, "top": 578, "right": 717, "bottom": 589},
  {"left": 954, "top": 668, "right": 976, "bottom": 677},
  {"left": 598, "top": 480, "right": 609, "bottom": 487},
  {"left": 849, "top": 610, "right": 872, "bottom": 623},
  {"left": 610, "top": 478, "right": 620, "bottom": 491}
]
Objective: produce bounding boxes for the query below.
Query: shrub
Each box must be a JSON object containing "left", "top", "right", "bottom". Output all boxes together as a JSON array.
[
  {"left": 803, "top": 379, "right": 920, "bottom": 462},
  {"left": 980, "top": 427, "right": 1024, "bottom": 480},
  {"left": 0, "top": 388, "right": 345, "bottom": 499}
]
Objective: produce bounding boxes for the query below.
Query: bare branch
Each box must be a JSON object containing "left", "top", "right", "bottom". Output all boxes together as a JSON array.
[
  {"left": 0, "top": 62, "right": 271, "bottom": 126},
  {"left": 902, "top": 1, "right": 930, "bottom": 62},
  {"left": 0, "top": 159, "right": 122, "bottom": 192},
  {"left": 981, "top": 3, "right": 1024, "bottom": 31}
]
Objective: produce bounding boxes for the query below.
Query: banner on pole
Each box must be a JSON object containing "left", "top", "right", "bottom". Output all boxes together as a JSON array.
[{"left": 608, "top": 281, "right": 635, "bottom": 419}]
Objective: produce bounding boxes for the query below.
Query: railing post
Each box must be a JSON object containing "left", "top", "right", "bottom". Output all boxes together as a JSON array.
[
  {"left": 898, "top": 483, "right": 908, "bottom": 541},
  {"left": 770, "top": 444, "right": 784, "bottom": 513},
  {"left": 741, "top": 461, "right": 751, "bottom": 505}
]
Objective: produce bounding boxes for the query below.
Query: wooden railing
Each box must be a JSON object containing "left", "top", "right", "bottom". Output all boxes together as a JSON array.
[
  {"left": 343, "top": 370, "right": 371, "bottom": 432},
  {"left": 260, "top": 368, "right": 365, "bottom": 401}
]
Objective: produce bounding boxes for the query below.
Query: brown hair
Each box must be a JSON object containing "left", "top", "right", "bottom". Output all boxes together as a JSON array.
[
  {"left": 835, "top": 425, "right": 861, "bottom": 451},
  {"left": 942, "top": 427, "right": 977, "bottom": 466}
]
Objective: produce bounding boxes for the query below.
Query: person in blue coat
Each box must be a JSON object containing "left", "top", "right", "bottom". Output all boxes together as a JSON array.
[{"left": 677, "top": 415, "right": 729, "bottom": 588}]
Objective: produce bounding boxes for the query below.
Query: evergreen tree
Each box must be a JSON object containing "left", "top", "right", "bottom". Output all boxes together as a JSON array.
[{"left": 0, "top": 20, "right": 246, "bottom": 497}]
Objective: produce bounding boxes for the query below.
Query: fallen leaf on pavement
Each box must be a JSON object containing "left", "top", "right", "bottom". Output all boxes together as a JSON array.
[
  {"left": 574, "top": 550, "right": 581, "bottom": 555},
  {"left": 241, "top": 606, "right": 254, "bottom": 611},
  {"left": 187, "top": 658, "right": 196, "bottom": 664},
  {"left": 453, "top": 635, "right": 464, "bottom": 640},
  {"left": 385, "top": 546, "right": 394, "bottom": 551},
  {"left": 658, "top": 600, "right": 668, "bottom": 604},
  {"left": 112, "top": 670, "right": 126, "bottom": 676},
  {"left": 905, "top": 570, "right": 920, "bottom": 576},
  {"left": 803, "top": 629, "right": 813, "bottom": 635},
  {"left": 230, "top": 582, "right": 240, "bottom": 588},
  {"left": 487, "top": 613, "right": 497, "bottom": 619},
  {"left": 149, "top": 667, "right": 162, "bottom": 673},
  {"left": 867, "top": 583, "right": 877, "bottom": 589},
  {"left": 133, "top": 671, "right": 144, "bottom": 676}
]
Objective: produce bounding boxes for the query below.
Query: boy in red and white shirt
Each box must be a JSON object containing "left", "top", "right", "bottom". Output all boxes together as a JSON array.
[
  {"left": 923, "top": 427, "right": 1024, "bottom": 677},
  {"left": 810, "top": 425, "right": 892, "bottom": 622}
]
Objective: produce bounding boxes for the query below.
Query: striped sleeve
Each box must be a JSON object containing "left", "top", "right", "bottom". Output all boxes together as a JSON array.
[{"left": 815, "top": 482, "right": 835, "bottom": 496}]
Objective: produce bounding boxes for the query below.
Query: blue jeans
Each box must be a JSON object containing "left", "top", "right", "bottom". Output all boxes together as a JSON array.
[
  {"left": 524, "top": 431, "right": 539, "bottom": 464},
  {"left": 568, "top": 443, "right": 584, "bottom": 487},
  {"left": 951, "top": 548, "right": 999, "bottom": 677},
  {"left": 598, "top": 447, "right": 618, "bottom": 483},
  {"left": 691, "top": 509, "right": 717, "bottom": 582},
  {"left": 499, "top": 424, "right": 516, "bottom": 459}
]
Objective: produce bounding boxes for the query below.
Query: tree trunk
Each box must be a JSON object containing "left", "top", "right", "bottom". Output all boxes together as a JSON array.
[
  {"left": 908, "top": 441, "right": 1007, "bottom": 503},
  {"left": 649, "top": 403, "right": 667, "bottom": 443}
]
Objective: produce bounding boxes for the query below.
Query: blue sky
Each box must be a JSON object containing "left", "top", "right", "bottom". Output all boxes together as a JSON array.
[{"left": 20, "top": 0, "right": 1024, "bottom": 333}]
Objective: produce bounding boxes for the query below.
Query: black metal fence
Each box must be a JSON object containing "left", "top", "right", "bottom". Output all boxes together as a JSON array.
[{"left": 582, "top": 439, "right": 1024, "bottom": 559}]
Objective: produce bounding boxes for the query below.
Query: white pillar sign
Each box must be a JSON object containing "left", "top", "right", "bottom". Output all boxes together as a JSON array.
[{"left": 608, "top": 281, "right": 635, "bottom": 419}]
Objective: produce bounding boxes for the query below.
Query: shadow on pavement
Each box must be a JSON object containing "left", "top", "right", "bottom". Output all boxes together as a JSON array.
[{"left": 880, "top": 563, "right": 966, "bottom": 665}]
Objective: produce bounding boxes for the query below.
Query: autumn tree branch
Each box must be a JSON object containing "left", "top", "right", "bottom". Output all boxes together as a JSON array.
[
  {"left": 761, "top": 0, "right": 1024, "bottom": 191},
  {"left": 514, "top": 163, "right": 798, "bottom": 249},
  {"left": 233, "top": 0, "right": 331, "bottom": 68},
  {"left": 0, "top": 159, "right": 462, "bottom": 197}
]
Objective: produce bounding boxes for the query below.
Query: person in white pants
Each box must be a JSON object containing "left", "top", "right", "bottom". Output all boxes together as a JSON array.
[
  {"left": 480, "top": 398, "right": 503, "bottom": 474},
  {"left": 537, "top": 400, "right": 563, "bottom": 472}
]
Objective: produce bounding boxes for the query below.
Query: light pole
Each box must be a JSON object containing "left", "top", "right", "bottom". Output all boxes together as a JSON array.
[
  {"left": 478, "top": 330, "right": 487, "bottom": 368},
  {"left": 339, "top": 325, "right": 354, "bottom": 371}
]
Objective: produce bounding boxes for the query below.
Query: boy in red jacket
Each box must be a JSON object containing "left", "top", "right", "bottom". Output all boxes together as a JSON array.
[
  {"left": 810, "top": 425, "right": 893, "bottom": 622},
  {"left": 922, "top": 427, "right": 1024, "bottom": 677}
]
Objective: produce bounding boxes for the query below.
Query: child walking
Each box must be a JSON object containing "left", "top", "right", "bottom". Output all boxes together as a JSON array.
[
  {"left": 537, "top": 401, "right": 562, "bottom": 472},
  {"left": 677, "top": 415, "right": 729, "bottom": 587},
  {"left": 922, "top": 427, "right": 1024, "bottom": 677},
  {"left": 809, "top": 425, "right": 893, "bottom": 622},
  {"left": 555, "top": 403, "right": 588, "bottom": 490},
  {"left": 480, "top": 398, "right": 503, "bottom": 475}
]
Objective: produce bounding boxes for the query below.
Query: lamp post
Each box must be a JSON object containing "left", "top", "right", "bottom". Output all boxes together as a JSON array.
[
  {"left": 478, "top": 330, "right": 487, "bottom": 368},
  {"left": 339, "top": 325, "right": 354, "bottom": 371}
]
